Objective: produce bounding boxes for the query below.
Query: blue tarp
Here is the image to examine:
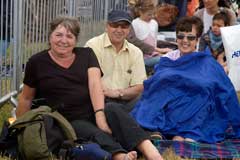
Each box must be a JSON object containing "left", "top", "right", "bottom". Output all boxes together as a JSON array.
[{"left": 131, "top": 50, "right": 240, "bottom": 143}]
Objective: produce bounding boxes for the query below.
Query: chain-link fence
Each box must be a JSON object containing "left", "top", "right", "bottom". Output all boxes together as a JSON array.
[{"left": 0, "top": 0, "right": 127, "bottom": 107}]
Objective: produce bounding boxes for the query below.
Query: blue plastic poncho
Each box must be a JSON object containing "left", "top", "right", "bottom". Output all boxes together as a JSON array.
[{"left": 131, "top": 50, "right": 240, "bottom": 143}]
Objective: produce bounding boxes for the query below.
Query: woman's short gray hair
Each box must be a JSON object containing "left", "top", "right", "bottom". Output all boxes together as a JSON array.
[{"left": 48, "top": 16, "right": 80, "bottom": 40}]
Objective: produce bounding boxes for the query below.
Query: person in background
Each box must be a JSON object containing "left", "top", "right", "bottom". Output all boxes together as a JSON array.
[
  {"left": 194, "top": 0, "right": 237, "bottom": 34},
  {"left": 85, "top": 10, "right": 147, "bottom": 113},
  {"left": 16, "top": 16, "right": 163, "bottom": 160},
  {"left": 158, "top": 0, "right": 188, "bottom": 20},
  {"left": 155, "top": 3, "right": 179, "bottom": 31},
  {"left": 127, "top": 0, "right": 156, "bottom": 60},
  {"left": 199, "top": 11, "right": 230, "bottom": 73},
  {"left": 187, "top": 0, "right": 199, "bottom": 16},
  {"left": 131, "top": 16, "right": 240, "bottom": 143},
  {"left": 237, "top": 4, "right": 240, "bottom": 23},
  {"left": 131, "top": 0, "right": 172, "bottom": 70},
  {"left": 127, "top": 27, "right": 156, "bottom": 61}
]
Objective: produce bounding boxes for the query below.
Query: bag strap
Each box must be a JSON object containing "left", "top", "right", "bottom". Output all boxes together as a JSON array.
[
  {"left": 9, "top": 106, "right": 77, "bottom": 141},
  {"left": 10, "top": 106, "right": 52, "bottom": 127},
  {"left": 45, "top": 111, "right": 77, "bottom": 141}
]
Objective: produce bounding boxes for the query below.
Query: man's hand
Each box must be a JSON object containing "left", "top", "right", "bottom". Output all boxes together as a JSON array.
[
  {"left": 95, "top": 111, "right": 112, "bottom": 134},
  {"left": 103, "top": 88, "right": 121, "bottom": 99},
  {"left": 103, "top": 85, "right": 143, "bottom": 100}
]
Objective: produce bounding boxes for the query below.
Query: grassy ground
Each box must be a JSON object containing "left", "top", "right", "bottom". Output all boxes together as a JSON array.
[
  {"left": 0, "top": 104, "right": 195, "bottom": 160},
  {"left": 0, "top": 102, "right": 12, "bottom": 131},
  {"left": 0, "top": 103, "right": 12, "bottom": 160},
  {"left": 0, "top": 92, "right": 240, "bottom": 160},
  {"left": 0, "top": 150, "right": 193, "bottom": 160}
]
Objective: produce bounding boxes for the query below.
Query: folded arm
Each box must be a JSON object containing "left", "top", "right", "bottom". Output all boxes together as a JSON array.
[{"left": 103, "top": 84, "right": 143, "bottom": 100}]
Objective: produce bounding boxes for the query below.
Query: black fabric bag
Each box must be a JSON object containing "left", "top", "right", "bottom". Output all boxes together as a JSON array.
[{"left": 0, "top": 121, "right": 20, "bottom": 159}]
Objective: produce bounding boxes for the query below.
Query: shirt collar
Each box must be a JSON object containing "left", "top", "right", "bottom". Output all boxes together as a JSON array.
[{"left": 103, "top": 32, "right": 129, "bottom": 52}]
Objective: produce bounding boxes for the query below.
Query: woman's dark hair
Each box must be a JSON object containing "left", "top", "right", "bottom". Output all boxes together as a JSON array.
[
  {"left": 213, "top": 11, "right": 230, "bottom": 26},
  {"left": 48, "top": 16, "right": 80, "bottom": 41},
  {"left": 198, "top": 0, "right": 204, "bottom": 9},
  {"left": 218, "top": 0, "right": 231, "bottom": 8},
  {"left": 176, "top": 16, "right": 203, "bottom": 38}
]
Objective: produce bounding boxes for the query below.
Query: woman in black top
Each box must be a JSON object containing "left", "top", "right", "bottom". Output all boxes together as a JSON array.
[{"left": 16, "top": 16, "right": 163, "bottom": 160}]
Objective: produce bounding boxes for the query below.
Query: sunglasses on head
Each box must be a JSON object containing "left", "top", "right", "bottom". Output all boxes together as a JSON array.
[
  {"left": 108, "top": 22, "right": 130, "bottom": 29},
  {"left": 176, "top": 34, "right": 197, "bottom": 41}
]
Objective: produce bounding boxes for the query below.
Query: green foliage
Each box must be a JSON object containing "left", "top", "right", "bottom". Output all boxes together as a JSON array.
[{"left": 0, "top": 103, "right": 12, "bottom": 133}]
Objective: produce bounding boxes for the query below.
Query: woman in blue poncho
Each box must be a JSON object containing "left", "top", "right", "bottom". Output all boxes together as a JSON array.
[{"left": 131, "top": 16, "right": 240, "bottom": 143}]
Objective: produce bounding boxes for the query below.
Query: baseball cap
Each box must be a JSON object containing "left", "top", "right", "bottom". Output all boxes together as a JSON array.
[{"left": 107, "top": 10, "right": 132, "bottom": 24}]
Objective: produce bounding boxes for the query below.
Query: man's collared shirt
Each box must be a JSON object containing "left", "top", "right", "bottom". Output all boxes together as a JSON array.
[{"left": 85, "top": 32, "right": 146, "bottom": 89}]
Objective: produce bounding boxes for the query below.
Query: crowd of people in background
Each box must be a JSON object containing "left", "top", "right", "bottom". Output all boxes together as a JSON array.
[
  {"left": 131, "top": 0, "right": 173, "bottom": 70},
  {"left": 125, "top": 0, "right": 240, "bottom": 74},
  {"left": 199, "top": 11, "right": 230, "bottom": 72}
]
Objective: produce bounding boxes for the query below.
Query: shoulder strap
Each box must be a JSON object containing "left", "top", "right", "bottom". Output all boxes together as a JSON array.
[
  {"left": 45, "top": 110, "right": 77, "bottom": 141},
  {"left": 10, "top": 106, "right": 77, "bottom": 141},
  {"left": 9, "top": 106, "right": 51, "bottom": 129}
]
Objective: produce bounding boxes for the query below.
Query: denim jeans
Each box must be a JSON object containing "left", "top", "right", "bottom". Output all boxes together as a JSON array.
[{"left": 144, "top": 56, "right": 161, "bottom": 68}]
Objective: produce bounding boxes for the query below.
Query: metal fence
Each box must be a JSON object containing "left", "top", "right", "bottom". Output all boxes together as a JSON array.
[{"left": 0, "top": 0, "right": 127, "bottom": 107}]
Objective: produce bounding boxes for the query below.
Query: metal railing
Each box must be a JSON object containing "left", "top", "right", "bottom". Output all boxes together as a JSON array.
[{"left": 0, "top": 0, "right": 127, "bottom": 107}]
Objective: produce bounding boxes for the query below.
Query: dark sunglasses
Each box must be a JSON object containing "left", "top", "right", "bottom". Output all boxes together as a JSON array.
[
  {"left": 108, "top": 22, "right": 130, "bottom": 29},
  {"left": 176, "top": 34, "right": 197, "bottom": 41}
]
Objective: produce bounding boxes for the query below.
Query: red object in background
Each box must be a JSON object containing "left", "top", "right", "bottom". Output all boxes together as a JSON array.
[{"left": 187, "top": 0, "right": 199, "bottom": 16}]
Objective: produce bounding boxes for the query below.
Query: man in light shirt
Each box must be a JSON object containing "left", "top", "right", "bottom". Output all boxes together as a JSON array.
[{"left": 85, "top": 10, "right": 146, "bottom": 112}]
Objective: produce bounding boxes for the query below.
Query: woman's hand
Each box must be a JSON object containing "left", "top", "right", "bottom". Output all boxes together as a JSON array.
[
  {"left": 95, "top": 111, "right": 112, "bottom": 134},
  {"left": 155, "top": 47, "right": 173, "bottom": 54}
]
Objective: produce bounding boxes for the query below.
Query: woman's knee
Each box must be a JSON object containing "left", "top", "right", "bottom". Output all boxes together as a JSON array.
[{"left": 70, "top": 120, "right": 99, "bottom": 138}]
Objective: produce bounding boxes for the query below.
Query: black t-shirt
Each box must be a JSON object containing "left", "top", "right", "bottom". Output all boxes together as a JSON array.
[{"left": 24, "top": 47, "right": 100, "bottom": 121}]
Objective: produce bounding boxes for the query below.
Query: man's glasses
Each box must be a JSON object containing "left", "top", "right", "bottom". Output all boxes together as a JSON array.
[
  {"left": 176, "top": 34, "right": 197, "bottom": 41},
  {"left": 108, "top": 22, "right": 130, "bottom": 29}
]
